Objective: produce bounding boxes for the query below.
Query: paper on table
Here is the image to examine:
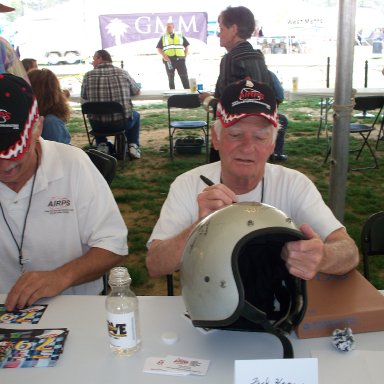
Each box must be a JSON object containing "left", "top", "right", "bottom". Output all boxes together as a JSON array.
[
  {"left": 143, "top": 357, "right": 189, "bottom": 376},
  {"left": 165, "top": 355, "right": 210, "bottom": 375},
  {"left": 311, "top": 349, "right": 384, "bottom": 384},
  {"left": 235, "top": 358, "right": 318, "bottom": 384},
  {"left": 0, "top": 304, "right": 47, "bottom": 324},
  {"left": 143, "top": 355, "right": 210, "bottom": 376}
]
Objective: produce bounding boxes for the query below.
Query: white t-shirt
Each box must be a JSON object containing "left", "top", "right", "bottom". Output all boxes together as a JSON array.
[
  {"left": 0, "top": 139, "right": 128, "bottom": 295},
  {"left": 148, "top": 161, "right": 342, "bottom": 246}
]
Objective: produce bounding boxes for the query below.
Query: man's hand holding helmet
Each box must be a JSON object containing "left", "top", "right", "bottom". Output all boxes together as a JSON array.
[
  {"left": 281, "top": 223, "right": 358, "bottom": 280},
  {"left": 281, "top": 223, "right": 324, "bottom": 281}
]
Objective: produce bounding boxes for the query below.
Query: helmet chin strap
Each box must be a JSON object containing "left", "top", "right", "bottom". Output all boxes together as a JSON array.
[{"left": 242, "top": 300, "right": 294, "bottom": 359}]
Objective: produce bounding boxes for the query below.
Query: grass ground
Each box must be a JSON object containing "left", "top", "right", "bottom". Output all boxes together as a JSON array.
[{"left": 69, "top": 97, "right": 384, "bottom": 295}]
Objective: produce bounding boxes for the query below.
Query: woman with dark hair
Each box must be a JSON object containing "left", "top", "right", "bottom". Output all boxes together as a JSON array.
[
  {"left": 200, "top": 6, "right": 274, "bottom": 162},
  {"left": 28, "top": 68, "right": 71, "bottom": 144},
  {"left": 21, "top": 58, "right": 38, "bottom": 73}
]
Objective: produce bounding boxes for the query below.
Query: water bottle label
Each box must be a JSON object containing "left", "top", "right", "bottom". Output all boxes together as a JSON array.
[{"left": 107, "top": 312, "right": 138, "bottom": 348}]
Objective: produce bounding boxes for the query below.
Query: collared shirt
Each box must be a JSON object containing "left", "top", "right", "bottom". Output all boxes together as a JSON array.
[
  {"left": 0, "top": 138, "right": 128, "bottom": 295},
  {"left": 148, "top": 161, "right": 343, "bottom": 248},
  {"left": 81, "top": 63, "right": 140, "bottom": 123}
]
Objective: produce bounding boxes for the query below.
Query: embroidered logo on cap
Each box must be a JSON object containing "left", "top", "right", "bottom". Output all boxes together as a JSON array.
[
  {"left": 0, "top": 109, "right": 11, "bottom": 123},
  {"left": 239, "top": 87, "right": 265, "bottom": 102},
  {"left": 217, "top": 79, "right": 278, "bottom": 127},
  {"left": 232, "top": 87, "right": 271, "bottom": 111}
]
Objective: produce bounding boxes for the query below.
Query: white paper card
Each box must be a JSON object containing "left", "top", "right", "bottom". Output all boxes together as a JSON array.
[
  {"left": 235, "top": 358, "right": 318, "bottom": 384},
  {"left": 143, "top": 355, "right": 210, "bottom": 376},
  {"left": 165, "top": 355, "right": 210, "bottom": 375},
  {"left": 143, "top": 357, "right": 189, "bottom": 376}
]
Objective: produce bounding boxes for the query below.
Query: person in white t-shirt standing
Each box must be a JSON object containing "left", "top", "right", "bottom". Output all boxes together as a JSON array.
[{"left": 146, "top": 79, "right": 359, "bottom": 281}]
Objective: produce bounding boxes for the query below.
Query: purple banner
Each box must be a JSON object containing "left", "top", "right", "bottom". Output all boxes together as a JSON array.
[{"left": 99, "top": 12, "right": 208, "bottom": 49}]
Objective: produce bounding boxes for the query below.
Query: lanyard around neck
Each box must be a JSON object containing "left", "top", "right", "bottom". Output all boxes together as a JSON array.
[{"left": 0, "top": 150, "right": 39, "bottom": 273}]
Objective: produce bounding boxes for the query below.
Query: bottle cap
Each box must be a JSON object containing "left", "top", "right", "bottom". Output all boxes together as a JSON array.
[
  {"left": 161, "top": 331, "right": 179, "bottom": 345},
  {"left": 109, "top": 267, "right": 131, "bottom": 285}
]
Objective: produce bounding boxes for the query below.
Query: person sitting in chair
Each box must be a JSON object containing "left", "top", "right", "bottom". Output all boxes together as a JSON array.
[
  {"left": 81, "top": 49, "right": 142, "bottom": 159},
  {"left": 146, "top": 80, "right": 359, "bottom": 281},
  {"left": 0, "top": 74, "right": 128, "bottom": 311}
]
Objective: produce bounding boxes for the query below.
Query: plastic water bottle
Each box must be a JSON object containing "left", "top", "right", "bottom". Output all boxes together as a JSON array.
[
  {"left": 105, "top": 267, "right": 141, "bottom": 356},
  {"left": 197, "top": 74, "right": 203, "bottom": 92}
]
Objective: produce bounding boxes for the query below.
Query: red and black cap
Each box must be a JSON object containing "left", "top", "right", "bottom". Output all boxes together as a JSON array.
[
  {"left": 0, "top": 74, "right": 39, "bottom": 160},
  {"left": 216, "top": 79, "right": 278, "bottom": 128}
]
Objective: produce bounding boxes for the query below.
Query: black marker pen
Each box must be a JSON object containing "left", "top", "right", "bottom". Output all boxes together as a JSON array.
[{"left": 200, "top": 175, "right": 214, "bottom": 186}]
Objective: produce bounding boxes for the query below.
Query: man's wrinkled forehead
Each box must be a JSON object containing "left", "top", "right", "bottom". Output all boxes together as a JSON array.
[{"left": 226, "top": 115, "right": 275, "bottom": 131}]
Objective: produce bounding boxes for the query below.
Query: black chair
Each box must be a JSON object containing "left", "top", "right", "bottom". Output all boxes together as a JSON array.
[
  {"left": 167, "top": 94, "right": 209, "bottom": 162},
  {"left": 375, "top": 110, "right": 384, "bottom": 150},
  {"left": 324, "top": 96, "right": 383, "bottom": 170},
  {"left": 166, "top": 274, "right": 174, "bottom": 296},
  {"left": 82, "top": 101, "right": 127, "bottom": 160},
  {"left": 349, "top": 96, "right": 384, "bottom": 170},
  {"left": 85, "top": 148, "right": 117, "bottom": 186},
  {"left": 85, "top": 148, "right": 118, "bottom": 295},
  {"left": 361, "top": 211, "right": 384, "bottom": 282},
  {"left": 317, "top": 97, "right": 333, "bottom": 142}
]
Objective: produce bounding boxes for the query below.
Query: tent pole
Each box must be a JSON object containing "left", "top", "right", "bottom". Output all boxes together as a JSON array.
[{"left": 328, "top": 0, "right": 357, "bottom": 222}]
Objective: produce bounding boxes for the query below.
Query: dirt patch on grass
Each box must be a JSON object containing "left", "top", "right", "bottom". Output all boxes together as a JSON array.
[{"left": 72, "top": 125, "right": 169, "bottom": 151}]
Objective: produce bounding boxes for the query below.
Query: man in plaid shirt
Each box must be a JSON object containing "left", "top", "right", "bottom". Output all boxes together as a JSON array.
[{"left": 81, "top": 49, "right": 141, "bottom": 159}]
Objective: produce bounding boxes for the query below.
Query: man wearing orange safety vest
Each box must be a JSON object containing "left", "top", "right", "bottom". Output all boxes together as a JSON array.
[{"left": 156, "top": 22, "right": 190, "bottom": 89}]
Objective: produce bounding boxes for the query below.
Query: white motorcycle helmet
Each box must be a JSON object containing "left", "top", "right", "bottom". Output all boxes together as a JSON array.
[{"left": 181, "top": 202, "right": 307, "bottom": 358}]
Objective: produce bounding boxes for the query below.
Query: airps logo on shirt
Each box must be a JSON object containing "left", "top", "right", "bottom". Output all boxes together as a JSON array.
[{"left": 45, "top": 197, "right": 73, "bottom": 214}]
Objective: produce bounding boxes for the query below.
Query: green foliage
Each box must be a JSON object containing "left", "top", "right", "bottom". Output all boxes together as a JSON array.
[{"left": 67, "top": 116, "right": 84, "bottom": 133}]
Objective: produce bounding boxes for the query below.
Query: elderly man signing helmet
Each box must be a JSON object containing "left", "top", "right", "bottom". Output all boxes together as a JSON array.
[{"left": 146, "top": 79, "right": 359, "bottom": 281}]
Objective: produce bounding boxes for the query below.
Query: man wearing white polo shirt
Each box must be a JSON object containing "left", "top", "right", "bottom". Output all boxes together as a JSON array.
[{"left": 0, "top": 74, "right": 128, "bottom": 311}]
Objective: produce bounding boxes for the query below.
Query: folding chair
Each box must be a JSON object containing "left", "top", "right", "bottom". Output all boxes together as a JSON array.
[
  {"left": 166, "top": 274, "right": 174, "bottom": 296},
  {"left": 375, "top": 110, "right": 384, "bottom": 150},
  {"left": 349, "top": 96, "right": 383, "bottom": 170},
  {"left": 82, "top": 101, "right": 127, "bottom": 160},
  {"left": 85, "top": 148, "right": 117, "bottom": 186},
  {"left": 317, "top": 56, "right": 332, "bottom": 142},
  {"left": 360, "top": 211, "right": 384, "bottom": 282},
  {"left": 317, "top": 97, "right": 333, "bottom": 142},
  {"left": 323, "top": 96, "right": 383, "bottom": 170},
  {"left": 85, "top": 148, "right": 118, "bottom": 295},
  {"left": 167, "top": 94, "right": 210, "bottom": 162}
]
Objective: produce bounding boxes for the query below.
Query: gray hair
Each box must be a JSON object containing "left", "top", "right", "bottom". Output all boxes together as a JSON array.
[{"left": 213, "top": 119, "right": 277, "bottom": 142}]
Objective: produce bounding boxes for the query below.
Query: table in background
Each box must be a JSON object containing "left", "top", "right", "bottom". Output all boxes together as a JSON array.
[
  {"left": 70, "top": 89, "right": 193, "bottom": 104},
  {"left": 1, "top": 294, "right": 383, "bottom": 384},
  {"left": 285, "top": 88, "right": 384, "bottom": 100}
]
